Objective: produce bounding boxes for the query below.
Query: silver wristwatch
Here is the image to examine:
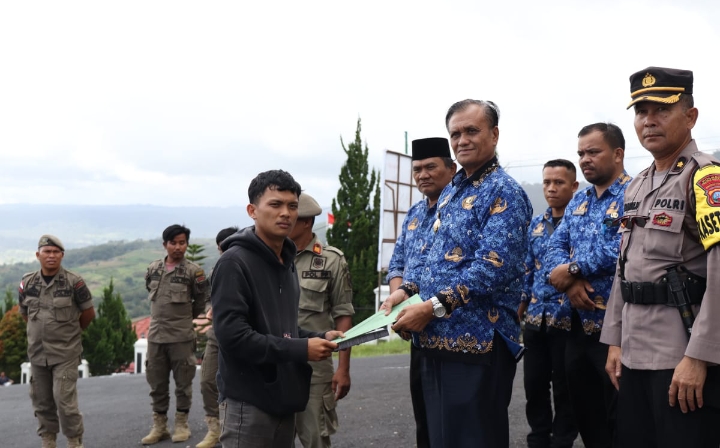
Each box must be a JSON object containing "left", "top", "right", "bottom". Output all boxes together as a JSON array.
[{"left": 430, "top": 297, "right": 446, "bottom": 318}]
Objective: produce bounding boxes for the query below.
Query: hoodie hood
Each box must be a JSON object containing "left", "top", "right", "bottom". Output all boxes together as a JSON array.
[{"left": 221, "top": 226, "right": 297, "bottom": 269}]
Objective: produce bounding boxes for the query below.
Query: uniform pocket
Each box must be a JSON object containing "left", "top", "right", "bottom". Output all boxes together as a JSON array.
[
  {"left": 170, "top": 282, "right": 190, "bottom": 303},
  {"left": 148, "top": 279, "right": 160, "bottom": 301},
  {"left": 53, "top": 296, "right": 74, "bottom": 322},
  {"left": 644, "top": 209, "right": 684, "bottom": 262},
  {"left": 299, "top": 279, "right": 328, "bottom": 313},
  {"left": 320, "top": 389, "right": 339, "bottom": 437}
]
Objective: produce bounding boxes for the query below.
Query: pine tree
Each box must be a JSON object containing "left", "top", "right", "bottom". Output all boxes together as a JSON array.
[
  {"left": 0, "top": 305, "right": 28, "bottom": 383},
  {"left": 3, "top": 287, "right": 14, "bottom": 315},
  {"left": 327, "top": 118, "right": 381, "bottom": 323},
  {"left": 186, "top": 244, "right": 207, "bottom": 266},
  {"left": 82, "top": 279, "right": 137, "bottom": 376}
]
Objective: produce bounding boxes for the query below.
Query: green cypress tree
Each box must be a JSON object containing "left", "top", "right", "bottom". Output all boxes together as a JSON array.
[
  {"left": 0, "top": 305, "right": 28, "bottom": 382},
  {"left": 327, "top": 118, "right": 381, "bottom": 323},
  {"left": 185, "top": 244, "right": 207, "bottom": 266},
  {"left": 82, "top": 279, "right": 137, "bottom": 376},
  {"left": 3, "top": 287, "right": 14, "bottom": 315}
]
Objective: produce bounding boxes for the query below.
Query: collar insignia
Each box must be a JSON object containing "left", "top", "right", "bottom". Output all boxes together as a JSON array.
[{"left": 672, "top": 157, "right": 687, "bottom": 173}]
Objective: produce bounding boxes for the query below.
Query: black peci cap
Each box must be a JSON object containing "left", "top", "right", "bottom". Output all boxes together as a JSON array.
[{"left": 411, "top": 137, "right": 451, "bottom": 161}]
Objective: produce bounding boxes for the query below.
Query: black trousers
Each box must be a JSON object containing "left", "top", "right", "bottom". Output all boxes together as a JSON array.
[
  {"left": 616, "top": 366, "right": 720, "bottom": 448},
  {"left": 410, "top": 344, "right": 430, "bottom": 448},
  {"left": 565, "top": 311, "right": 617, "bottom": 448},
  {"left": 421, "top": 333, "right": 516, "bottom": 448},
  {"left": 523, "top": 324, "right": 577, "bottom": 448}
]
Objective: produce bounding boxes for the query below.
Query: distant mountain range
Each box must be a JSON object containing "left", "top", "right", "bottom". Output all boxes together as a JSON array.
[{"left": 0, "top": 204, "right": 254, "bottom": 264}]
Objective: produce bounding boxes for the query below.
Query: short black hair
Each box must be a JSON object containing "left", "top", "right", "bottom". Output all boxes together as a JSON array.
[
  {"left": 441, "top": 157, "right": 455, "bottom": 169},
  {"left": 248, "top": 170, "right": 302, "bottom": 204},
  {"left": 578, "top": 122, "right": 625, "bottom": 150},
  {"left": 445, "top": 99, "right": 500, "bottom": 130},
  {"left": 543, "top": 159, "right": 577, "bottom": 174},
  {"left": 679, "top": 94, "right": 694, "bottom": 110},
  {"left": 162, "top": 224, "right": 190, "bottom": 243},
  {"left": 216, "top": 226, "right": 239, "bottom": 246}
]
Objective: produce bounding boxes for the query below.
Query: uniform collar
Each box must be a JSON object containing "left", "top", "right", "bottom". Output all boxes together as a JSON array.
[
  {"left": 299, "top": 234, "right": 322, "bottom": 255},
  {"left": 596, "top": 171, "right": 632, "bottom": 198}
]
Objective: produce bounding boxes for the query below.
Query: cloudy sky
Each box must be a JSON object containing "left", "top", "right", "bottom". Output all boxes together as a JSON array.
[{"left": 2, "top": 0, "right": 720, "bottom": 209}]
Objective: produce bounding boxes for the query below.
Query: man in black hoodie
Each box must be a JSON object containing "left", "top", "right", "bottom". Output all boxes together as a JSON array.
[{"left": 211, "top": 170, "right": 343, "bottom": 448}]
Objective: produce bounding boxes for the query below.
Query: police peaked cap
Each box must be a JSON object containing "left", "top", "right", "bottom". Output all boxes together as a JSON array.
[{"left": 627, "top": 67, "right": 693, "bottom": 109}]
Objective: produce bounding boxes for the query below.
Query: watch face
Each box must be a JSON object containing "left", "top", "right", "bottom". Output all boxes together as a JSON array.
[
  {"left": 569, "top": 263, "right": 579, "bottom": 274},
  {"left": 433, "top": 305, "right": 446, "bottom": 318}
]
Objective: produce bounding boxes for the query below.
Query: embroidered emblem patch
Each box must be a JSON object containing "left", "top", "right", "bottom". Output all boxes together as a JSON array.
[
  {"left": 606, "top": 201, "right": 619, "bottom": 218},
  {"left": 311, "top": 256, "right": 326, "bottom": 270},
  {"left": 696, "top": 172, "right": 720, "bottom": 207},
  {"left": 312, "top": 242, "right": 323, "bottom": 255},
  {"left": 652, "top": 213, "right": 672, "bottom": 227},
  {"left": 407, "top": 217, "right": 419, "bottom": 230}
]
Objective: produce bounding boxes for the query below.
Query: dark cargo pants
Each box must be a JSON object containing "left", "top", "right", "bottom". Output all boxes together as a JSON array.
[
  {"left": 200, "top": 332, "right": 219, "bottom": 418},
  {"left": 29, "top": 357, "right": 84, "bottom": 438},
  {"left": 146, "top": 340, "right": 196, "bottom": 413}
]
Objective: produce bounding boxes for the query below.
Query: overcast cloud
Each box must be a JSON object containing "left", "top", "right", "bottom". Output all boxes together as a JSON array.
[{"left": 2, "top": 0, "right": 720, "bottom": 209}]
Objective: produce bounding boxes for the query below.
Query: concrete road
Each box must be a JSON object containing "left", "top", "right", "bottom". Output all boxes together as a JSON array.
[{"left": 0, "top": 355, "right": 582, "bottom": 447}]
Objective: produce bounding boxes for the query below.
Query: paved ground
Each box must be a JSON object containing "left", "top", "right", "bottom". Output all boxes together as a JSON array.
[{"left": 0, "top": 355, "right": 583, "bottom": 447}]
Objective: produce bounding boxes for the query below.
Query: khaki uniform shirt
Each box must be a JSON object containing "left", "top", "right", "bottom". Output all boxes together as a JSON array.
[
  {"left": 145, "top": 257, "right": 210, "bottom": 343},
  {"left": 601, "top": 140, "right": 720, "bottom": 369},
  {"left": 18, "top": 267, "right": 93, "bottom": 366},
  {"left": 296, "top": 235, "right": 354, "bottom": 383}
]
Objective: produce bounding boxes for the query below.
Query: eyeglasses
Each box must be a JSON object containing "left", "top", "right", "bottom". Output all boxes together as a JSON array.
[{"left": 608, "top": 215, "right": 649, "bottom": 229}]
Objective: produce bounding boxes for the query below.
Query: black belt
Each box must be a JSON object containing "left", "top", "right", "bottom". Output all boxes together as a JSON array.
[{"left": 620, "top": 276, "right": 706, "bottom": 306}]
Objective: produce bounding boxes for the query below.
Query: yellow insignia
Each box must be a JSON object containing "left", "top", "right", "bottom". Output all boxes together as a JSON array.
[
  {"left": 195, "top": 269, "right": 205, "bottom": 277},
  {"left": 462, "top": 195, "right": 477, "bottom": 210},
  {"left": 490, "top": 197, "right": 508, "bottom": 215},
  {"left": 532, "top": 222, "right": 545, "bottom": 236},
  {"left": 407, "top": 217, "right": 419, "bottom": 231},
  {"left": 594, "top": 296, "right": 607, "bottom": 310},
  {"left": 619, "top": 173, "right": 631, "bottom": 185},
  {"left": 312, "top": 243, "right": 323, "bottom": 255},
  {"left": 531, "top": 297, "right": 538, "bottom": 304},
  {"left": 433, "top": 217, "right": 441, "bottom": 233},
  {"left": 693, "top": 164, "right": 720, "bottom": 250},
  {"left": 677, "top": 160, "right": 684, "bottom": 168},
  {"left": 534, "top": 259, "right": 541, "bottom": 270},
  {"left": 487, "top": 307, "right": 499, "bottom": 323},
  {"left": 438, "top": 196, "right": 450, "bottom": 209},
  {"left": 606, "top": 201, "right": 619, "bottom": 218},
  {"left": 573, "top": 201, "right": 588, "bottom": 215},
  {"left": 444, "top": 247, "right": 464, "bottom": 263},
  {"left": 642, "top": 73, "right": 656, "bottom": 87},
  {"left": 482, "top": 251, "right": 503, "bottom": 267}
]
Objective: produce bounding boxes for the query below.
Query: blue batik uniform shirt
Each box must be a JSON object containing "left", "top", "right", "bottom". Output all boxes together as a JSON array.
[
  {"left": 405, "top": 158, "right": 532, "bottom": 361},
  {"left": 386, "top": 198, "right": 437, "bottom": 284},
  {"left": 544, "top": 172, "right": 632, "bottom": 335},
  {"left": 522, "top": 208, "right": 572, "bottom": 332}
]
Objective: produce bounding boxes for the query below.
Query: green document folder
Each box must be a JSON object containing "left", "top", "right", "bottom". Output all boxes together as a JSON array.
[{"left": 333, "top": 294, "right": 424, "bottom": 350}]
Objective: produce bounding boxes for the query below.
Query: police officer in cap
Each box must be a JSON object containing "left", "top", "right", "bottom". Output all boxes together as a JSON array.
[
  {"left": 19, "top": 235, "right": 95, "bottom": 448},
  {"left": 290, "top": 193, "right": 354, "bottom": 448},
  {"left": 601, "top": 67, "right": 720, "bottom": 447}
]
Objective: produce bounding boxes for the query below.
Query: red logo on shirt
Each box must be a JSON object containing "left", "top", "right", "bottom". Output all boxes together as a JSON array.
[{"left": 652, "top": 213, "right": 672, "bottom": 227}]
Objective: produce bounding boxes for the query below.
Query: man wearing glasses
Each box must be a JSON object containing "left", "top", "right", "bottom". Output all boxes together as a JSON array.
[
  {"left": 545, "top": 123, "right": 630, "bottom": 448},
  {"left": 601, "top": 67, "right": 720, "bottom": 447}
]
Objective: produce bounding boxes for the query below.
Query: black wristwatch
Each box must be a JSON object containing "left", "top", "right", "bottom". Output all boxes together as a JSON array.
[{"left": 568, "top": 262, "right": 581, "bottom": 276}]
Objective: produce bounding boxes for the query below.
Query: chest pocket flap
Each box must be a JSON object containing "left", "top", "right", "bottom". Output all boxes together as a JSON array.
[
  {"left": 53, "top": 295, "right": 74, "bottom": 322},
  {"left": 299, "top": 278, "right": 328, "bottom": 313}
]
